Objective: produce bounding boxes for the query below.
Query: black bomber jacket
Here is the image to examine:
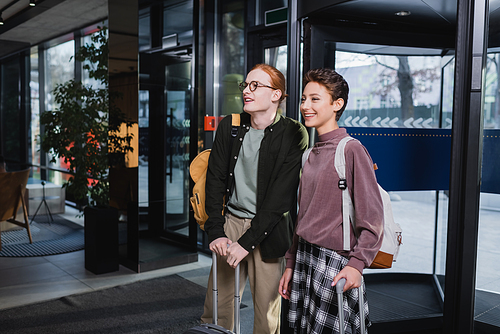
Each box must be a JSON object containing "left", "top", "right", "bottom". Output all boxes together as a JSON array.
[{"left": 204, "top": 111, "right": 309, "bottom": 259}]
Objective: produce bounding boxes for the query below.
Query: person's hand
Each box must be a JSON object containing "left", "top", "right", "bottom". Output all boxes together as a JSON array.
[
  {"left": 209, "top": 237, "right": 232, "bottom": 256},
  {"left": 279, "top": 268, "right": 293, "bottom": 300},
  {"left": 226, "top": 242, "right": 249, "bottom": 268},
  {"left": 332, "top": 266, "right": 362, "bottom": 292}
]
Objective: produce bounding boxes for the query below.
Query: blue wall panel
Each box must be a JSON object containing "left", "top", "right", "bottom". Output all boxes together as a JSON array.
[
  {"left": 346, "top": 127, "right": 452, "bottom": 192},
  {"left": 346, "top": 127, "right": 500, "bottom": 194},
  {"left": 480, "top": 130, "right": 500, "bottom": 194}
]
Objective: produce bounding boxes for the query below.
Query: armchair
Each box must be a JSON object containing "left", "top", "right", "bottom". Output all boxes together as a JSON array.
[{"left": 0, "top": 169, "right": 33, "bottom": 251}]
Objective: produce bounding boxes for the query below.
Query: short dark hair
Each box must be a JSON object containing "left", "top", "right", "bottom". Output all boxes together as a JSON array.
[{"left": 303, "top": 68, "right": 349, "bottom": 121}]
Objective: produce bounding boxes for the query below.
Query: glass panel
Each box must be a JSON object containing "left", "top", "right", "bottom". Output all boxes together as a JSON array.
[
  {"left": 218, "top": 1, "right": 245, "bottom": 118},
  {"left": 163, "top": 0, "right": 193, "bottom": 45},
  {"left": 30, "top": 47, "right": 41, "bottom": 179},
  {"left": 368, "top": 190, "right": 438, "bottom": 275},
  {"left": 165, "top": 61, "right": 191, "bottom": 236},
  {"left": 476, "top": 44, "right": 500, "bottom": 327},
  {"left": 485, "top": 53, "right": 500, "bottom": 129},
  {"left": 477, "top": 193, "right": 500, "bottom": 294},
  {"left": 139, "top": 90, "right": 149, "bottom": 208},
  {"left": 196, "top": 0, "right": 206, "bottom": 154},
  {"left": 333, "top": 44, "right": 450, "bottom": 279},
  {"left": 82, "top": 31, "right": 106, "bottom": 89},
  {"left": 1, "top": 58, "right": 21, "bottom": 168},
  {"left": 336, "top": 51, "right": 443, "bottom": 129},
  {"left": 441, "top": 56, "right": 455, "bottom": 129},
  {"left": 434, "top": 56, "right": 454, "bottom": 283},
  {"left": 265, "top": 45, "right": 287, "bottom": 115},
  {"left": 139, "top": 8, "right": 151, "bottom": 51},
  {"left": 435, "top": 190, "right": 449, "bottom": 277},
  {"left": 44, "top": 39, "right": 75, "bottom": 184}
]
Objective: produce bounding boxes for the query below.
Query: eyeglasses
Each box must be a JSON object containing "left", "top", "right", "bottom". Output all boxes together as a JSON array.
[{"left": 238, "top": 81, "right": 277, "bottom": 92}]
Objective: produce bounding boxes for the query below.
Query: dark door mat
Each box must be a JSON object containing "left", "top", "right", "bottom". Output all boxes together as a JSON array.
[{"left": 0, "top": 216, "right": 84, "bottom": 257}]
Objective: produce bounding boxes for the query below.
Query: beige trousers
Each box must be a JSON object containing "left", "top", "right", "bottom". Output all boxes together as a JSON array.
[{"left": 201, "top": 213, "right": 284, "bottom": 334}]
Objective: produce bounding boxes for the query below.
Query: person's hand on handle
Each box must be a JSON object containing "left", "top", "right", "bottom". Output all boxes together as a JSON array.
[
  {"left": 279, "top": 268, "right": 293, "bottom": 299},
  {"left": 226, "top": 242, "right": 249, "bottom": 268},
  {"left": 209, "top": 237, "right": 232, "bottom": 256},
  {"left": 332, "top": 265, "right": 362, "bottom": 292}
]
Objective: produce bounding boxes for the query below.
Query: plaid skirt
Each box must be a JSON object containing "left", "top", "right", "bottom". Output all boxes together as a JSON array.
[{"left": 288, "top": 238, "right": 371, "bottom": 334}]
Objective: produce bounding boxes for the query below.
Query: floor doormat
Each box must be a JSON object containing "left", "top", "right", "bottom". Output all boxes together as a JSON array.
[
  {"left": 0, "top": 215, "right": 84, "bottom": 257},
  {"left": 0, "top": 274, "right": 206, "bottom": 334}
]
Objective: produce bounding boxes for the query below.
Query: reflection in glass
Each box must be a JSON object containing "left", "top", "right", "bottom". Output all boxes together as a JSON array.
[
  {"left": 82, "top": 31, "right": 106, "bottom": 89},
  {"left": 139, "top": 8, "right": 151, "bottom": 51},
  {"left": 30, "top": 47, "right": 41, "bottom": 179},
  {"left": 441, "top": 56, "right": 455, "bottom": 128},
  {"left": 335, "top": 51, "right": 442, "bottom": 128},
  {"left": 44, "top": 40, "right": 75, "bottom": 183},
  {"left": 369, "top": 190, "right": 438, "bottom": 275},
  {"left": 477, "top": 193, "right": 500, "bottom": 295},
  {"left": 476, "top": 51, "right": 500, "bottom": 301},
  {"left": 265, "top": 45, "right": 287, "bottom": 115},
  {"left": 165, "top": 62, "right": 191, "bottom": 236},
  {"left": 218, "top": 4, "right": 244, "bottom": 118},
  {"left": 265, "top": 45, "right": 287, "bottom": 81},
  {"left": 333, "top": 46, "right": 453, "bottom": 281},
  {"left": 484, "top": 53, "right": 500, "bottom": 129},
  {"left": 163, "top": 0, "right": 193, "bottom": 45},
  {"left": 435, "top": 190, "right": 449, "bottom": 278},
  {"left": 139, "top": 90, "right": 149, "bottom": 207}
]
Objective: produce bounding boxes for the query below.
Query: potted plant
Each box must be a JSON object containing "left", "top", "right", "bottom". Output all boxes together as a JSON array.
[{"left": 39, "top": 26, "right": 135, "bottom": 274}]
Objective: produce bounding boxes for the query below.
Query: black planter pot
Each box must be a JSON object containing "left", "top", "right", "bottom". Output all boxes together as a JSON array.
[{"left": 84, "top": 206, "right": 119, "bottom": 274}]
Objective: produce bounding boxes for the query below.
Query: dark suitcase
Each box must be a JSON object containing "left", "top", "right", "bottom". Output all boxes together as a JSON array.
[
  {"left": 183, "top": 253, "right": 241, "bottom": 334},
  {"left": 336, "top": 277, "right": 366, "bottom": 334}
]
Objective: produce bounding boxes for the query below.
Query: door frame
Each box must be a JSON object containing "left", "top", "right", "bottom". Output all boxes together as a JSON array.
[{"left": 139, "top": 48, "right": 197, "bottom": 251}]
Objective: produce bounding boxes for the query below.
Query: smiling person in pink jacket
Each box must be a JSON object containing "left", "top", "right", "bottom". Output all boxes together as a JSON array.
[{"left": 279, "top": 68, "right": 384, "bottom": 334}]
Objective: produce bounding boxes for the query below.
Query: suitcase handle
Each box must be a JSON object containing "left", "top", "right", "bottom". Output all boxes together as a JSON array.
[
  {"left": 335, "top": 277, "right": 366, "bottom": 334},
  {"left": 336, "top": 278, "right": 346, "bottom": 334},
  {"left": 212, "top": 252, "right": 241, "bottom": 334},
  {"left": 335, "top": 277, "right": 346, "bottom": 294}
]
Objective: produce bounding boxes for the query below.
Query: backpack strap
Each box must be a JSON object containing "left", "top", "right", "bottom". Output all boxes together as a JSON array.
[
  {"left": 224, "top": 114, "right": 241, "bottom": 210},
  {"left": 301, "top": 147, "right": 313, "bottom": 168},
  {"left": 231, "top": 113, "right": 240, "bottom": 137},
  {"left": 334, "top": 136, "right": 356, "bottom": 251}
]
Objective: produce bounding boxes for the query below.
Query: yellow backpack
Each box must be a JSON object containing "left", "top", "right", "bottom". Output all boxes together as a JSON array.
[{"left": 189, "top": 114, "right": 240, "bottom": 230}]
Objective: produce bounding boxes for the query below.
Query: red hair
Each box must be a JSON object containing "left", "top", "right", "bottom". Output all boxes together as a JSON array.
[{"left": 250, "top": 64, "right": 288, "bottom": 103}]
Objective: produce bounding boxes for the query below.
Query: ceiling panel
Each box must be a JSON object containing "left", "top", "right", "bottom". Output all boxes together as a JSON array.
[
  {"left": 0, "top": 0, "right": 107, "bottom": 59},
  {"left": 1, "top": 0, "right": 500, "bottom": 60}
]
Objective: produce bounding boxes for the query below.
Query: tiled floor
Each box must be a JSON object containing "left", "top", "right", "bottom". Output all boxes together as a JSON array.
[
  {"left": 0, "top": 206, "right": 257, "bottom": 332},
  {"left": 1, "top": 196, "right": 499, "bottom": 332},
  {"left": 0, "top": 206, "right": 214, "bottom": 311}
]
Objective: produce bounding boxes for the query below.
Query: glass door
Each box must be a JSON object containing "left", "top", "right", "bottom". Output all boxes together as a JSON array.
[
  {"left": 303, "top": 22, "right": 452, "bottom": 331},
  {"left": 138, "top": 49, "right": 194, "bottom": 250},
  {"left": 164, "top": 60, "right": 192, "bottom": 237}
]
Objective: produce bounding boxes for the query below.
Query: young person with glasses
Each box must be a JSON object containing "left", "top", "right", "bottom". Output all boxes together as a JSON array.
[{"left": 201, "top": 64, "right": 309, "bottom": 333}]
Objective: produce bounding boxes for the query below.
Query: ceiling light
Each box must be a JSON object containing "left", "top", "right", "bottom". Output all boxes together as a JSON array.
[
  {"left": 30, "top": 0, "right": 36, "bottom": 6},
  {"left": 0, "top": 14, "right": 3, "bottom": 26},
  {"left": 395, "top": 11, "right": 411, "bottom": 16}
]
